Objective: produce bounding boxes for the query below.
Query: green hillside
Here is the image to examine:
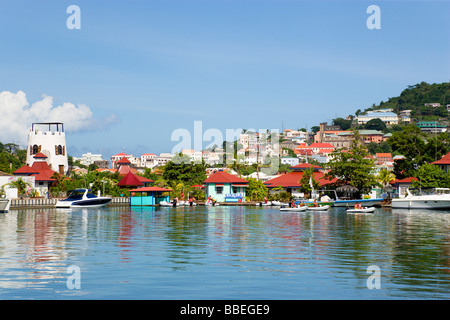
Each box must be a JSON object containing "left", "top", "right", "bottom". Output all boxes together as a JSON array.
[{"left": 364, "top": 81, "right": 450, "bottom": 120}]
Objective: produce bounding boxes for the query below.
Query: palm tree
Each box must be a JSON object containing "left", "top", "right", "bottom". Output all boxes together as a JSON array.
[
  {"left": 7, "top": 178, "right": 32, "bottom": 195},
  {"left": 377, "top": 168, "right": 396, "bottom": 191}
]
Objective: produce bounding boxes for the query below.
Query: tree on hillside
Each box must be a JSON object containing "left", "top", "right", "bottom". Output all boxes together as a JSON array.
[
  {"left": 364, "top": 118, "right": 386, "bottom": 131},
  {"left": 332, "top": 117, "right": 352, "bottom": 130},
  {"left": 387, "top": 125, "right": 450, "bottom": 177}
]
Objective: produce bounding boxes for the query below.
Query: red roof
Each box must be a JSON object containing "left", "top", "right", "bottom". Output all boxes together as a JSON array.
[
  {"left": 376, "top": 153, "right": 392, "bottom": 158},
  {"left": 264, "top": 171, "right": 336, "bottom": 188},
  {"left": 13, "top": 165, "right": 39, "bottom": 175},
  {"left": 112, "top": 152, "right": 130, "bottom": 157},
  {"left": 117, "top": 156, "right": 131, "bottom": 164},
  {"left": 117, "top": 172, "right": 144, "bottom": 187},
  {"left": 204, "top": 171, "right": 249, "bottom": 184},
  {"left": 432, "top": 152, "right": 450, "bottom": 165},
  {"left": 391, "top": 177, "right": 417, "bottom": 185},
  {"left": 309, "top": 143, "right": 334, "bottom": 149},
  {"left": 33, "top": 152, "right": 48, "bottom": 158},
  {"left": 129, "top": 187, "right": 172, "bottom": 192}
]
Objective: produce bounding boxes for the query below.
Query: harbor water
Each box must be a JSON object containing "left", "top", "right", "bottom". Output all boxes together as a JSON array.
[{"left": 0, "top": 205, "right": 448, "bottom": 300}]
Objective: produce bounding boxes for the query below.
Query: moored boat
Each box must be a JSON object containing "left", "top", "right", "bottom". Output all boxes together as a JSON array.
[
  {"left": 391, "top": 188, "right": 450, "bottom": 209},
  {"left": 307, "top": 205, "right": 330, "bottom": 211},
  {"left": 55, "top": 189, "right": 112, "bottom": 208},
  {"left": 280, "top": 206, "right": 308, "bottom": 212},
  {"left": 346, "top": 207, "right": 376, "bottom": 213}
]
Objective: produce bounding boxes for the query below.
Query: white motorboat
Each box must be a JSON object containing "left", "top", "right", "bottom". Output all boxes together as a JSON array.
[
  {"left": 280, "top": 206, "right": 308, "bottom": 212},
  {"left": 307, "top": 205, "right": 330, "bottom": 211},
  {"left": 55, "top": 189, "right": 112, "bottom": 208},
  {"left": 0, "top": 198, "right": 11, "bottom": 213},
  {"left": 346, "top": 207, "right": 376, "bottom": 213},
  {"left": 259, "top": 201, "right": 272, "bottom": 206},
  {"left": 391, "top": 188, "right": 450, "bottom": 209}
]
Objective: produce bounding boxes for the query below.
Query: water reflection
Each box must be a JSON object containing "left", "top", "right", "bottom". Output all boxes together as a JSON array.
[{"left": 0, "top": 206, "right": 448, "bottom": 299}]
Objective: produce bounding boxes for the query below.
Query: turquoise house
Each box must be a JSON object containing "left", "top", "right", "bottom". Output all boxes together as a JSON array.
[
  {"left": 130, "top": 187, "right": 172, "bottom": 206},
  {"left": 203, "top": 170, "right": 249, "bottom": 202}
]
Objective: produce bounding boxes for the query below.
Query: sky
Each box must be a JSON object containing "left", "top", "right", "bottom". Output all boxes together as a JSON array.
[{"left": 0, "top": 0, "right": 449, "bottom": 160}]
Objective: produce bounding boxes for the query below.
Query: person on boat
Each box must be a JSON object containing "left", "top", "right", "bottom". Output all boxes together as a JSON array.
[
  {"left": 313, "top": 199, "right": 318, "bottom": 207},
  {"left": 207, "top": 195, "right": 212, "bottom": 205},
  {"left": 264, "top": 197, "right": 268, "bottom": 204},
  {"left": 189, "top": 197, "right": 193, "bottom": 206},
  {"left": 173, "top": 197, "right": 178, "bottom": 207}
]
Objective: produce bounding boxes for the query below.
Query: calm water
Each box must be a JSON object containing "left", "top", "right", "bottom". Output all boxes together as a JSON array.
[{"left": 0, "top": 205, "right": 448, "bottom": 300}]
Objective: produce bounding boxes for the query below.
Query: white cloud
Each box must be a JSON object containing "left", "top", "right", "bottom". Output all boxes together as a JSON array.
[{"left": 0, "top": 90, "right": 118, "bottom": 144}]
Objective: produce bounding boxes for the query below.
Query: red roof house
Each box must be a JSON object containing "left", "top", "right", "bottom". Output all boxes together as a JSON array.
[
  {"left": 203, "top": 171, "right": 249, "bottom": 202},
  {"left": 432, "top": 152, "right": 450, "bottom": 173},
  {"left": 13, "top": 153, "right": 59, "bottom": 196}
]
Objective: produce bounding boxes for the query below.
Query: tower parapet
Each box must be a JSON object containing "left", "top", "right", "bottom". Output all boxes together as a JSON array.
[{"left": 26, "top": 122, "right": 68, "bottom": 175}]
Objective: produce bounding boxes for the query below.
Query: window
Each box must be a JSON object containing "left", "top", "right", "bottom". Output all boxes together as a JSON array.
[
  {"left": 32, "top": 145, "right": 39, "bottom": 154},
  {"left": 233, "top": 187, "right": 238, "bottom": 194},
  {"left": 216, "top": 186, "right": 223, "bottom": 194}
]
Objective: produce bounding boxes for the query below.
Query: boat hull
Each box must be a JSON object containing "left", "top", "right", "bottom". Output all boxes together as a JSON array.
[
  {"left": 333, "top": 199, "right": 383, "bottom": 207},
  {"left": 391, "top": 199, "right": 450, "bottom": 209},
  {"left": 307, "top": 205, "right": 330, "bottom": 211},
  {"left": 55, "top": 198, "right": 112, "bottom": 208},
  {"left": 0, "top": 199, "right": 11, "bottom": 213},
  {"left": 280, "top": 206, "right": 308, "bottom": 212},
  {"left": 346, "top": 207, "right": 376, "bottom": 213}
]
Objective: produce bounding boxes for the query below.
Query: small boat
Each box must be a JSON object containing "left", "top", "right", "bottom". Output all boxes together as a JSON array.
[
  {"left": 0, "top": 197, "right": 11, "bottom": 213},
  {"left": 271, "top": 201, "right": 288, "bottom": 206},
  {"left": 280, "top": 206, "right": 308, "bottom": 212},
  {"left": 55, "top": 189, "right": 112, "bottom": 208},
  {"left": 307, "top": 205, "right": 330, "bottom": 211},
  {"left": 346, "top": 207, "right": 376, "bottom": 213},
  {"left": 160, "top": 200, "right": 182, "bottom": 207},
  {"left": 259, "top": 201, "right": 272, "bottom": 206}
]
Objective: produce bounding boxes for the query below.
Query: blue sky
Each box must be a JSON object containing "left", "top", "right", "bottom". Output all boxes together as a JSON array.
[{"left": 0, "top": 0, "right": 449, "bottom": 159}]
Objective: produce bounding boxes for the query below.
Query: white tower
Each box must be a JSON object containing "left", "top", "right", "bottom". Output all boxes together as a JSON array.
[{"left": 26, "top": 123, "right": 69, "bottom": 175}]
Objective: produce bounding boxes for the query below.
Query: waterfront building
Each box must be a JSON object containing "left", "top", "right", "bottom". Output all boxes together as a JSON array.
[
  {"left": 391, "top": 177, "right": 417, "bottom": 198},
  {"left": 129, "top": 187, "right": 172, "bottom": 206},
  {"left": 117, "top": 171, "right": 154, "bottom": 188},
  {"left": 264, "top": 163, "right": 336, "bottom": 197},
  {"left": 26, "top": 122, "right": 68, "bottom": 175},
  {"left": 203, "top": 170, "right": 249, "bottom": 202}
]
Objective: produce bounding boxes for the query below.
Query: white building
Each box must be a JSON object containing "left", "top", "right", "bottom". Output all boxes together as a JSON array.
[
  {"left": 76, "top": 153, "right": 105, "bottom": 166},
  {"left": 26, "top": 122, "right": 68, "bottom": 175},
  {"left": 280, "top": 157, "right": 300, "bottom": 166},
  {"left": 357, "top": 111, "right": 399, "bottom": 125}
]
